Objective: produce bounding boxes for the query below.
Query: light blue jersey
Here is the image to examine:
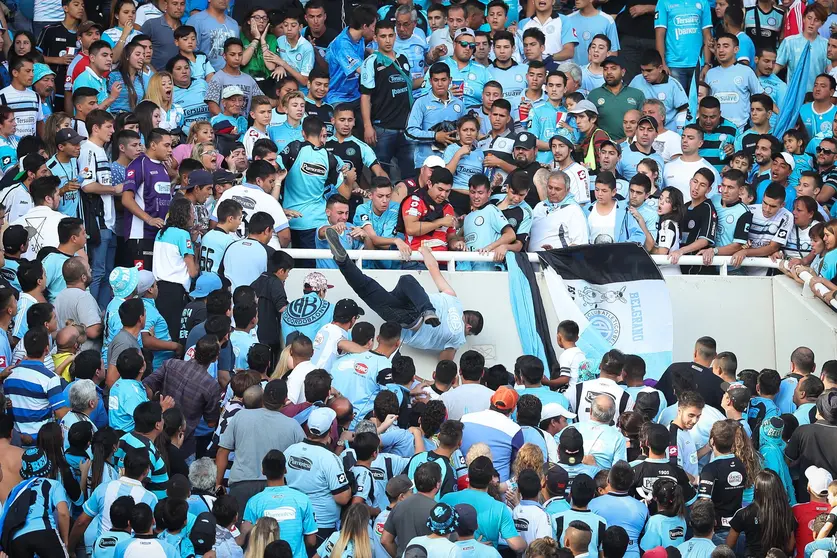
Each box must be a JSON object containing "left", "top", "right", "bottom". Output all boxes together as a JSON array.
[
  {"left": 113, "top": 536, "right": 179, "bottom": 558},
  {"left": 572, "top": 421, "right": 627, "bottom": 469},
  {"left": 654, "top": 0, "right": 712, "bottom": 68},
  {"left": 2, "top": 478, "right": 69, "bottom": 539},
  {"left": 12, "top": 292, "right": 37, "bottom": 341},
  {"left": 759, "top": 73, "right": 787, "bottom": 129},
  {"left": 279, "top": 141, "right": 344, "bottom": 231},
  {"left": 640, "top": 513, "right": 686, "bottom": 550},
  {"left": 174, "top": 79, "right": 210, "bottom": 136},
  {"left": 799, "top": 102, "right": 837, "bottom": 142},
  {"left": 737, "top": 31, "right": 756, "bottom": 66},
  {"left": 220, "top": 238, "right": 269, "bottom": 292},
  {"left": 627, "top": 74, "right": 689, "bottom": 128},
  {"left": 456, "top": 539, "right": 502, "bottom": 557},
  {"left": 198, "top": 228, "right": 235, "bottom": 274},
  {"left": 581, "top": 65, "right": 605, "bottom": 93},
  {"left": 517, "top": 385, "right": 570, "bottom": 409},
  {"left": 188, "top": 53, "right": 215, "bottom": 81},
  {"left": 616, "top": 144, "right": 666, "bottom": 181},
  {"left": 528, "top": 102, "right": 574, "bottom": 163},
  {"left": 284, "top": 440, "right": 350, "bottom": 529},
  {"left": 107, "top": 72, "right": 146, "bottom": 114},
  {"left": 676, "top": 537, "right": 716, "bottom": 558},
  {"left": 230, "top": 329, "right": 257, "bottom": 370},
  {"left": 589, "top": 492, "right": 648, "bottom": 558},
  {"left": 567, "top": 10, "right": 620, "bottom": 65},
  {"left": 42, "top": 251, "right": 70, "bottom": 303},
  {"left": 443, "top": 144, "right": 485, "bottom": 192},
  {"left": 325, "top": 27, "right": 365, "bottom": 104},
  {"left": 777, "top": 34, "right": 829, "bottom": 93},
  {"left": 776, "top": 374, "right": 803, "bottom": 414},
  {"left": 142, "top": 298, "right": 174, "bottom": 372},
  {"left": 440, "top": 58, "right": 490, "bottom": 109},
  {"left": 0, "top": 329, "right": 11, "bottom": 369},
  {"left": 401, "top": 292, "right": 466, "bottom": 352},
  {"left": 705, "top": 64, "right": 764, "bottom": 129},
  {"left": 712, "top": 199, "right": 751, "bottom": 248},
  {"left": 281, "top": 293, "right": 334, "bottom": 345},
  {"left": 0, "top": 134, "right": 19, "bottom": 174},
  {"left": 353, "top": 201, "right": 400, "bottom": 269},
  {"left": 488, "top": 62, "right": 528, "bottom": 114},
  {"left": 73, "top": 67, "right": 108, "bottom": 104},
  {"left": 460, "top": 204, "right": 510, "bottom": 271},
  {"left": 331, "top": 350, "right": 392, "bottom": 429},
  {"left": 93, "top": 530, "right": 132, "bottom": 558},
  {"left": 794, "top": 402, "right": 816, "bottom": 426},
  {"left": 406, "top": 93, "right": 466, "bottom": 168},
  {"left": 314, "top": 225, "right": 364, "bottom": 269},
  {"left": 82, "top": 476, "right": 158, "bottom": 552},
  {"left": 441, "top": 489, "right": 519, "bottom": 548},
  {"left": 46, "top": 154, "right": 81, "bottom": 217},
  {"left": 275, "top": 36, "right": 315, "bottom": 94},
  {"left": 108, "top": 378, "right": 148, "bottom": 432},
  {"left": 242, "top": 485, "right": 318, "bottom": 558},
  {"left": 395, "top": 31, "right": 429, "bottom": 80}
]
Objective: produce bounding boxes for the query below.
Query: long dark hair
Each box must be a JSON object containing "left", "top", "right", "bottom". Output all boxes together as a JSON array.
[
  {"left": 90, "top": 427, "right": 119, "bottom": 492},
  {"left": 135, "top": 100, "right": 160, "bottom": 140},
  {"left": 659, "top": 186, "right": 686, "bottom": 225},
  {"left": 37, "top": 422, "right": 69, "bottom": 476},
  {"left": 652, "top": 477, "right": 686, "bottom": 519},
  {"left": 118, "top": 42, "right": 146, "bottom": 110},
  {"left": 752, "top": 470, "right": 794, "bottom": 553},
  {"left": 161, "top": 197, "right": 194, "bottom": 235},
  {"left": 156, "top": 407, "right": 185, "bottom": 471},
  {"left": 796, "top": 195, "right": 825, "bottom": 224}
]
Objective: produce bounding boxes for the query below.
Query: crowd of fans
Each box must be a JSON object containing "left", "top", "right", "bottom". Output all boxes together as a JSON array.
[{"left": 0, "top": 0, "right": 831, "bottom": 555}]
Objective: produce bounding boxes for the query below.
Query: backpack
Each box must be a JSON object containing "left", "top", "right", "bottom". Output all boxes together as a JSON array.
[{"left": 0, "top": 478, "right": 51, "bottom": 552}]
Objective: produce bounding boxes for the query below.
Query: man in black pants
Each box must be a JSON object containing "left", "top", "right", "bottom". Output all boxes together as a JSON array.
[{"left": 325, "top": 228, "right": 440, "bottom": 330}]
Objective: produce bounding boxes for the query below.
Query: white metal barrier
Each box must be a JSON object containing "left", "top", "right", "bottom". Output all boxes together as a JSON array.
[{"left": 281, "top": 248, "right": 780, "bottom": 276}]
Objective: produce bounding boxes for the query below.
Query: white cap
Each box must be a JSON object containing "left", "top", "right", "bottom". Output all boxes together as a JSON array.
[
  {"left": 423, "top": 155, "right": 445, "bottom": 168},
  {"left": 541, "top": 402, "right": 576, "bottom": 422},
  {"left": 222, "top": 85, "right": 245, "bottom": 99},
  {"left": 774, "top": 151, "right": 796, "bottom": 171},
  {"left": 806, "top": 465, "right": 833, "bottom": 496}
]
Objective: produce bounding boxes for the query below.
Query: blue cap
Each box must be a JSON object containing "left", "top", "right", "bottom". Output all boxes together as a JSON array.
[
  {"left": 190, "top": 273, "right": 222, "bottom": 299},
  {"left": 20, "top": 447, "right": 53, "bottom": 479},
  {"left": 187, "top": 169, "right": 213, "bottom": 190},
  {"left": 33, "top": 63, "right": 55, "bottom": 84},
  {"left": 109, "top": 266, "right": 139, "bottom": 299}
]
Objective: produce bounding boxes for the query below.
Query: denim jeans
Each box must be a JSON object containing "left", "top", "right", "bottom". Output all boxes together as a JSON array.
[
  {"left": 373, "top": 126, "right": 416, "bottom": 181},
  {"left": 89, "top": 228, "right": 116, "bottom": 310},
  {"left": 669, "top": 66, "right": 696, "bottom": 94},
  {"left": 338, "top": 257, "right": 433, "bottom": 327}
]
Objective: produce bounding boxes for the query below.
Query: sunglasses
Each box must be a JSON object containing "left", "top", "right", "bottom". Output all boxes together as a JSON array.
[
  {"left": 458, "top": 41, "right": 476, "bottom": 49},
  {"left": 817, "top": 147, "right": 836, "bottom": 155}
]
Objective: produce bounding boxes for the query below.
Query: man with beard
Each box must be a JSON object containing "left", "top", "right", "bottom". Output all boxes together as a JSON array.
[
  {"left": 32, "top": 64, "right": 57, "bottom": 118},
  {"left": 55, "top": 257, "right": 103, "bottom": 351},
  {"left": 813, "top": 136, "right": 837, "bottom": 206},
  {"left": 502, "top": 132, "right": 549, "bottom": 209},
  {"left": 749, "top": 135, "right": 780, "bottom": 192},
  {"left": 586, "top": 56, "right": 646, "bottom": 141}
]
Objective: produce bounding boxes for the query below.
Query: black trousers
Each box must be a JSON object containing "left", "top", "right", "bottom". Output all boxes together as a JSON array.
[
  {"left": 291, "top": 228, "right": 317, "bottom": 268},
  {"left": 156, "top": 280, "right": 187, "bottom": 346},
  {"left": 126, "top": 238, "right": 155, "bottom": 271},
  {"left": 337, "top": 257, "right": 434, "bottom": 327},
  {"left": 8, "top": 528, "right": 67, "bottom": 558}
]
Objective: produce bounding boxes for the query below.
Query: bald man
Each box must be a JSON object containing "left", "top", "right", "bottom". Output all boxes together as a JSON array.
[
  {"left": 622, "top": 109, "right": 641, "bottom": 144},
  {"left": 572, "top": 395, "right": 627, "bottom": 469},
  {"left": 243, "top": 385, "right": 263, "bottom": 409},
  {"left": 54, "top": 325, "right": 82, "bottom": 380},
  {"left": 564, "top": 520, "right": 594, "bottom": 557}
]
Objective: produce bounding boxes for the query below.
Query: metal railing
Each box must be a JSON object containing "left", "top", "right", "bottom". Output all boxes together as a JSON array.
[{"left": 282, "top": 248, "right": 780, "bottom": 276}]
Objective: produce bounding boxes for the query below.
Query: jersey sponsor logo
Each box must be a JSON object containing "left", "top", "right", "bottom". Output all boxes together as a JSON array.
[
  {"left": 375, "top": 521, "right": 386, "bottom": 536},
  {"left": 668, "top": 444, "right": 679, "bottom": 457},
  {"left": 231, "top": 195, "right": 257, "bottom": 210},
  {"left": 289, "top": 455, "right": 313, "bottom": 470},
  {"left": 264, "top": 506, "right": 298, "bottom": 521},
  {"left": 337, "top": 472, "right": 347, "bottom": 484},
  {"left": 514, "top": 518, "right": 530, "bottom": 531},
  {"left": 300, "top": 162, "right": 327, "bottom": 176},
  {"left": 0, "top": 355, "right": 6, "bottom": 368},
  {"left": 371, "top": 467, "right": 386, "bottom": 480},
  {"left": 583, "top": 389, "right": 616, "bottom": 405},
  {"left": 727, "top": 471, "right": 743, "bottom": 486},
  {"left": 669, "top": 526, "right": 685, "bottom": 539},
  {"left": 127, "top": 169, "right": 136, "bottom": 178},
  {"left": 185, "top": 346, "right": 195, "bottom": 359},
  {"left": 354, "top": 362, "right": 368, "bottom": 375}
]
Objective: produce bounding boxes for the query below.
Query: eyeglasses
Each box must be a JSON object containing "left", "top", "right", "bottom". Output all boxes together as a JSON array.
[
  {"left": 251, "top": 14, "right": 267, "bottom": 20},
  {"left": 203, "top": 150, "right": 218, "bottom": 157},
  {"left": 458, "top": 41, "right": 476, "bottom": 49},
  {"left": 817, "top": 147, "right": 835, "bottom": 155}
]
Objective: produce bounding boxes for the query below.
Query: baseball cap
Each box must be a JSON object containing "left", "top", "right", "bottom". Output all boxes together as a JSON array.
[
  {"left": 222, "top": 85, "right": 245, "bottom": 99},
  {"left": 189, "top": 512, "right": 217, "bottom": 554},
  {"left": 3, "top": 224, "right": 28, "bottom": 253},
  {"left": 187, "top": 169, "right": 213, "bottom": 189},
  {"left": 109, "top": 266, "right": 139, "bottom": 299},
  {"left": 20, "top": 447, "right": 53, "bottom": 479},
  {"left": 602, "top": 55, "right": 626, "bottom": 68},
  {"left": 491, "top": 386, "right": 519, "bottom": 411},
  {"left": 513, "top": 132, "right": 536, "bottom": 150},
  {"left": 308, "top": 406, "right": 337, "bottom": 437},
  {"left": 303, "top": 271, "right": 333, "bottom": 292},
  {"left": 453, "top": 27, "right": 476, "bottom": 41},
  {"left": 386, "top": 474, "right": 414, "bottom": 499},
  {"left": 541, "top": 402, "right": 576, "bottom": 422},
  {"left": 454, "top": 504, "right": 478, "bottom": 534},
  {"left": 637, "top": 115, "right": 658, "bottom": 129},
  {"left": 806, "top": 465, "right": 833, "bottom": 496},
  {"left": 426, "top": 502, "right": 459, "bottom": 535},
  {"left": 545, "top": 464, "right": 569, "bottom": 497},
  {"left": 551, "top": 134, "right": 574, "bottom": 150},
  {"left": 212, "top": 169, "right": 236, "bottom": 185},
  {"left": 569, "top": 100, "right": 599, "bottom": 115},
  {"left": 33, "top": 63, "right": 55, "bottom": 85},
  {"left": 722, "top": 382, "right": 751, "bottom": 412},
  {"left": 137, "top": 270, "right": 155, "bottom": 294},
  {"left": 334, "top": 298, "right": 365, "bottom": 322},
  {"left": 55, "top": 128, "right": 85, "bottom": 146},
  {"left": 559, "top": 427, "right": 584, "bottom": 465},
  {"left": 599, "top": 139, "right": 621, "bottom": 153},
  {"left": 643, "top": 547, "right": 668, "bottom": 558},
  {"left": 190, "top": 272, "right": 222, "bottom": 299},
  {"left": 78, "top": 20, "right": 104, "bottom": 34},
  {"left": 773, "top": 152, "right": 796, "bottom": 170},
  {"left": 423, "top": 155, "right": 445, "bottom": 168}
]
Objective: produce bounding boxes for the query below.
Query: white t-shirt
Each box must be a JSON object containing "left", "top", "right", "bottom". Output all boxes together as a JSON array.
[
  {"left": 243, "top": 127, "right": 269, "bottom": 160},
  {"left": 554, "top": 161, "right": 591, "bottom": 203},
  {"left": 0, "top": 183, "right": 33, "bottom": 225},
  {"left": 440, "top": 383, "right": 495, "bottom": 421},
  {"left": 212, "top": 184, "right": 289, "bottom": 249},
  {"left": 286, "top": 360, "right": 316, "bottom": 405},
  {"left": 529, "top": 200, "right": 589, "bottom": 249},
  {"left": 662, "top": 157, "right": 722, "bottom": 199},
  {"left": 79, "top": 140, "right": 115, "bottom": 230},
  {"left": 558, "top": 346, "right": 586, "bottom": 392},
  {"left": 588, "top": 203, "right": 618, "bottom": 244},
  {"left": 12, "top": 206, "right": 66, "bottom": 259},
  {"left": 310, "top": 323, "right": 348, "bottom": 373},
  {"left": 568, "top": 377, "right": 635, "bottom": 421},
  {"left": 0, "top": 86, "right": 42, "bottom": 138},
  {"left": 512, "top": 501, "right": 553, "bottom": 544},
  {"left": 653, "top": 129, "right": 684, "bottom": 163},
  {"left": 135, "top": 2, "right": 163, "bottom": 25}
]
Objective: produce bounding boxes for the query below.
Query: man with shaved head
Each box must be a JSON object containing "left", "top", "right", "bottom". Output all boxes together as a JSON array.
[
  {"left": 776, "top": 347, "right": 817, "bottom": 414},
  {"left": 564, "top": 520, "right": 594, "bottom": 557}
]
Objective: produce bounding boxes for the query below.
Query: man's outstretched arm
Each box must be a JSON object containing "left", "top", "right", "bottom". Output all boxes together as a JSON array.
[{"left": 420, "top": 244, "right": 455, "bottom": 297}]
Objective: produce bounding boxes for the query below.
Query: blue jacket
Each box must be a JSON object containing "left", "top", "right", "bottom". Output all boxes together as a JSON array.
[
  {"left": 406, "top": 93, "right": 465, "bottom": 169},
  {"left": 583, "top": 201, "right": 646, "bottom": 244}
]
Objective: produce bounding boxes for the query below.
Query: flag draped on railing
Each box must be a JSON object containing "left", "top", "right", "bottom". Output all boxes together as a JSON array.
[
  {"left": 506, "top": 252, "right": 557, "bottom": 374},
  {"left": 774, "top": 42, "right": 812, "bottom": 139}
]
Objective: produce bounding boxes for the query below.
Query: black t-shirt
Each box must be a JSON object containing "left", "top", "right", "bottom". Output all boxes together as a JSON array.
[
  {"left": 729, "top": 504, "right": 797, "bottom": 558},
  {"left": 490, "top": 198, "right": 531, "bottom": 246},
  {"left": 615, "top": 0, "right": 655, "bottom": 40},
  {"left": 655, "top": 361, "right": 725, "bottom": 410},
  {"left": 305, "top": 100, "right": 334, "bottom": 136},
  {"left": 630, "top": 457, "right": 697, "bottom": 503},
  {"left": 37, "top": 23, "right": 77, "bottom": 98},
  {"left": 698, "top": 455, "right": 747, "bottom": 527},
  {"left": 306, "top": 23, "right": 340, "bottom": 49},
  {"left": 503, "top": 162, "right": 544, "bottom": 209},
  {"left": 358, "top": 53, "right": 413, "bottom": 130},
  {"left": 786, "top": 422, "right": 837, "bottom": 503},
  {"left": 681, "top": 199, "right": 718, "bottom": 247},
  {"left": 179, "top": 299, "right": 207, "bottom": 345}
]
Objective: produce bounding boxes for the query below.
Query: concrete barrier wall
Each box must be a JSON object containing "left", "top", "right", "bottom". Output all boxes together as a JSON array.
[{"left": 283, "top": 269, "right": 836, "bottom": 377}]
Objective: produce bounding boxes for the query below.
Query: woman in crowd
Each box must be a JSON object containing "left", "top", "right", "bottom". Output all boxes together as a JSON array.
[
  {"left": 243, "top": 517, "right": 280, "bottom": 558},
  {"left": 315, "top": 503, "right": 372, "bottom": 558},
  {"left": 145, "top": 72, "right": 184, "bottom": 135},
  {"left": 173, "top": 121, "right": 217, "bottom": 165},
  {"left": 732, "top": 420, "right": 762, "bottom": 507},
  {"left": 103, "top": 0, "right": 140, "bottom": 60},
  {"left": 192, "top": 141, "right": 221, "bottom": 172},
  {"left": 169, "top": 55, "right": 210, "bottom": 136},
  {"left": 108, "top": 42, "right": 147, "bottom": 113},
  {"left": 443, "top": 114, "right": 484, "bottom": 212},
  {"left": 637, "top": 158, "right": 661, "bottom": 199},
  {"left": 159, "top": 407, "right": 189, "bottom": 478},
  {"left": 88, "top": 427, "right": 119, "bottom": 494},
  {"left": 135, "top": 100, "right": 162, "bottom": 143},
  {"left": 727, "top": 470, "right": 796, "bottom": 558},
  {"left": 12, "top": 31, "right": 39, "bottom": 59},
  {"left": 37, "top": 422, "right": 84, "bottom": 511},
  {"left": 43, "top": 112, "right": 73, "bottom": 157},
  {"left": 240, "top": 7, "right": 278, "bottom": 83}
]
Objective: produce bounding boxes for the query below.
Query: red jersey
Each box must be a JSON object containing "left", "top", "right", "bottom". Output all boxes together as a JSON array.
[
  {"left": 793, "top": 501, "right": 830, "bottom": 558},
  {"left": 784, "top": 0, "right": 803, "bottom": 38},
  {"left": 401, "top": 193, "right": 455, "bottom": 250}
]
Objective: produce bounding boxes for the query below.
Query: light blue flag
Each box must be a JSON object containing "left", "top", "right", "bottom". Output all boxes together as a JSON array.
[
  {"left": 774, "top": 42, "right": 812, "bottom": 140},
  {"left": 506, "top": 252, "right": 550, "bottom": 371}
]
